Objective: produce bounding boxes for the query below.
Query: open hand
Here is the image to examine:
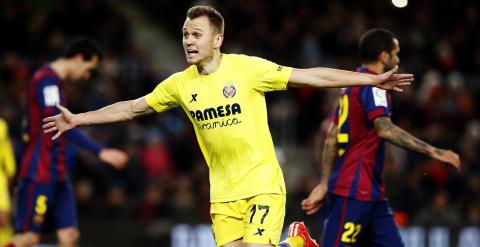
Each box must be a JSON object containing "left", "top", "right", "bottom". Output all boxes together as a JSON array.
[
  {"left": 374, "top": 66, "right": 414, "bottom": 92},
  {"left": 434, "top": 149, "right": 461, "bottom": 170},
  {"left": 43, "top": 103, "right": 76, "bottom": 140},
  {"left": 99, "top": 148, "right": 128, "bottom": 169},
  {"left": 301, "top": 183, "right": 328, "bottom": 215}
]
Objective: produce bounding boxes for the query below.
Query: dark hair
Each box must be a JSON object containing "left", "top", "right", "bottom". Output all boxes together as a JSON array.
[
  {"left": 359, "top": 28, "right": 396, "bottom": 63},
  {"left": 63, "top": 37, "right": 103, "bottom": 61},
  {"left": 187, "top": 5, "right": 224, "bottom": 34}
]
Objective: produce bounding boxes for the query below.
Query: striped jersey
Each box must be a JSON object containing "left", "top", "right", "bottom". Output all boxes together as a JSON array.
[
  {"left": 22, "top": 66, "right": 103, "bottom": 183},
  {"left": 329, "top": 67, "right": 392, "bottom": 201},
  {"left": 21, "top": 66, "right": 70, "bottom": 183}
]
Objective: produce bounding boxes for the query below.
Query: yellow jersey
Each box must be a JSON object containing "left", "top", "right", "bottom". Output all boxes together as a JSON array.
[{"left": 146, "top": 54, "right": 293, "bottom": 202}]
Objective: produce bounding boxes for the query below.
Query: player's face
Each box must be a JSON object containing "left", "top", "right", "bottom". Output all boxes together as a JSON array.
[
  {"left": 384, "top": 38, "right": 400, "bottom": 71},
  {"left": 182, "top": 16, "right": 222, "bottom": 65},
  {"left": 71, "top": 55, "right": 99, "bottom": 81}
]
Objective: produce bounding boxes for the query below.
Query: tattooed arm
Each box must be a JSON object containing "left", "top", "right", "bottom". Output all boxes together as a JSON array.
[
  {"left": 301, "top": 122, "right": 338, "bottom": 215},
  {"left": 374, "top": 116, "right": 461, "bottom": 170},
  {"left": 319, "top": 122, "right": 338, "bottom": 184}
]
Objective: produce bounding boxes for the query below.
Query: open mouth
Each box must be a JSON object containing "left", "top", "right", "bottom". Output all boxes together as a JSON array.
[{"left": 186, "top": 49, "right": 198, "bottom": 56}]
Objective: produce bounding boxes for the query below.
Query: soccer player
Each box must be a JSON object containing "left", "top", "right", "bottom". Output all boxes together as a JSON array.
[
  {"left": 7, "top": 38, "right": 128, "bottom": 247},
  {"left": 301, "top": 28, "right": 460, "bottom": 247},
  {"left": 0, "top": 119, "right": 16, "bottom": 245},
  {"left": 43, "top": 7, "right": 413, "bottom": 247}
]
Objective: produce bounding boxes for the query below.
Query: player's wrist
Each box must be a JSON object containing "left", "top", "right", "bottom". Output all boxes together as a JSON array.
[
  {"left": 319, "top": 180, "right": 328, "bottom": 188},
  {"left": 429, "top": 147, "right": 442, "bottom": 159},
  {"left": 366, "top": 74, "right": 378, "bottom": 86},
  {"left": 71, "top": 113, "right": 82, "bottom": 127}
]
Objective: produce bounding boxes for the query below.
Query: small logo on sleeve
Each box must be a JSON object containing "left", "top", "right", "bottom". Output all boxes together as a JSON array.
[
  {"left": 43, "top": 85, "right": 60, "bottom": 107},
  {"left": 277, "top": 65, "right": 283, "bottom": 71},
  {"left": 372, "top": 88, "right": 388, "bottom": 107}
]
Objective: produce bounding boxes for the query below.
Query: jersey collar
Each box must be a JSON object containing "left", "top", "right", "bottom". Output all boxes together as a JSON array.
[{"left": 356, "top": 66, "right": 378, "bottom": 75}]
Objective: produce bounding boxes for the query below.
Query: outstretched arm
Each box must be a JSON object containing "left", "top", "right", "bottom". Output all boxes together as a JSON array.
[
  {"left": 374, "top": 116, "right": 461, "bottom": 170},
  {"left": 64, "top": 129, "right": 128, "bottom": 169},
  {"left": 288, "top": 66, "right": 413, "bottom": 92},
  {"left": 301, "top": 122, "right": 338, "bottom": 215},
  {"left": 43, "top": 96, "right": 155, "bottom": 140}
]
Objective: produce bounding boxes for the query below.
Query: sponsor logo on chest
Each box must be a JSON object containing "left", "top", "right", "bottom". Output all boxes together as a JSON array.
[{"left": 188, "top": 82, "right": 243, "bottom": 130}]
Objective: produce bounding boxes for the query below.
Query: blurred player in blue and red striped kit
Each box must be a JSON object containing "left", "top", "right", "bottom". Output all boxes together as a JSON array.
[
  {"left": 5, "top": 38, "right": 128, "bottom": 247},
  {"left": 298, "top": 29, "right": 461, "bottom": 247}
]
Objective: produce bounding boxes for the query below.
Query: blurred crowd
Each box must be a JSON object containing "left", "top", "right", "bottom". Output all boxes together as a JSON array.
[{"left": 0, "top": 0, "right": 479, "bottom": 245}]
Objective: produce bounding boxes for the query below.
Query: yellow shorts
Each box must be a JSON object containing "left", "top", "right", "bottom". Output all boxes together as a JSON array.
[
  {"left": 0, "top": 177, "right": 10, "bottom": 212},
  {"left": 210, "top": 193, "right": 286, "bottom": 246}
]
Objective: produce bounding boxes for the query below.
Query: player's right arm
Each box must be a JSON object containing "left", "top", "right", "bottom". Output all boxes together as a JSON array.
[
  {"left": 44, "top": 73, "right": 182, "bottom": 140},
  {"left": 301, "top": 121, "right": 338, "bottom": 215},
  {"left": 373, "top": 116, "right": 461, "bottom": 170},
  {"left": 64, "top": 128, "right": 128, "bottom": 169},
  {"left": 43, "top": 97, "right": 154, "bottom": 140}
]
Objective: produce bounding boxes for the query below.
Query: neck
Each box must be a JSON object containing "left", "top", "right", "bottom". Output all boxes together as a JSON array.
[
  {"left": 197, "top": 50, "right": 222, "bottom": 75},
  {"left": 361, "top": 62, "right": 384, "bottom": 74},
  {"left": 50, "top": 58, "right": 69, "bottom": 80}
]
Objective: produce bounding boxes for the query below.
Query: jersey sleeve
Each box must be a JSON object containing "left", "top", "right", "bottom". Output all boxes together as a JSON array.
[
  {"left": 247, "top": 56, "right": 293, "bottom": 92},
  {"left": 359, "top": 87, "right": 392, "bottom": 122},
  {"left": 64, "top": 128, "right": 103, "bottom": 155},
  {"left": 145, "top": 73, "right": 181, "bottom": 112},
  {"left": 35, "top": 76, "right": 64, "bottom": 118}
]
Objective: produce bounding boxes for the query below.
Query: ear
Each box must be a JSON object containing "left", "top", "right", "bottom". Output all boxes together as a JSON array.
[
  {"left": 379, "top": 51, "right": 390, "bottom": 64},
  {"left": 214, "top": 34, "right": 224, "bottom": 49}
]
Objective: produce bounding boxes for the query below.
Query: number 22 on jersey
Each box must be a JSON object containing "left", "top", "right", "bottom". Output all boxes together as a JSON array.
[{"left": 341, "top": 222, "right": 362, "bottom": 243}]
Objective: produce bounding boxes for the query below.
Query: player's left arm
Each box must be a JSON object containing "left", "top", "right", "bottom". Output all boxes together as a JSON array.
[
  {"left": 318, "top": 122, "right": 338, "bottom": 187},
  {"left": 64, "top": 129, "right": 128, "bottom": 169},
  {"left": 373, "top": 116, "right": 461, "bottom": 170},
  {"left": 288, "top": 66, "right": 413, "bottom": 91},
  {"left": 301, "top": 121, "right": 338, "bottom": 215}
]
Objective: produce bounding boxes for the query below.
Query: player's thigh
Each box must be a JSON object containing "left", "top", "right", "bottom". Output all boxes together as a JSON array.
[
  {"left": 12, "top": 231, "right": 42, "bottom": 246},
  {"left": 322, "top": 195, "right": 372, "bottom": 247},
  {"left": 220, "top": 239, "right": 242, "bottom": 247},
  {"left": 363, "top": 201, "right": 404, "bottom": 247},
  {"left": 0, "top": 176, "right": 11, "bottom": 227},
  {"left": 0, "top": 176, "right": 11, "bottom": 213},
  {"left": 53, "top": 182, "right": 78, "bottom": 229},
  {"left": 14, "top": 180, "right": 54, "bottom": 233},
  {"left": 243, "top": 194, "right": 285, "bottom": 246},
  {"left": 211, "top": 200, "right": 244, "bottom": 246},
  {"left": 243, "top": 243, "right": 275, "bottom": 247}
]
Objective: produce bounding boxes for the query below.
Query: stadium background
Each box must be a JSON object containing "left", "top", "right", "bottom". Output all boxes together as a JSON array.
[{"left": 0, "top": 0, "right": 478, "bottom": 246}]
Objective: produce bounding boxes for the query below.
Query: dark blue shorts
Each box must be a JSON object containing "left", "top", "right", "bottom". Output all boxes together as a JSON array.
[
  {"left": 14, "top": 180, "right": 78, "bottom": 233},
  {"left": 322, "top": 195, "right": 404, "bottom": 247}
]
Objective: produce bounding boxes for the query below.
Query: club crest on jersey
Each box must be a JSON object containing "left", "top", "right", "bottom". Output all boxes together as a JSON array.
[{"left": 223, "top": 83, "right": 236, "bottom": 98}]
